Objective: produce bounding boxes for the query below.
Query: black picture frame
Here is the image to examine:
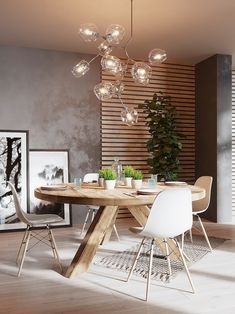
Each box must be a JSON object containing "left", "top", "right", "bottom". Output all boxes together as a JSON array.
[
  {"left": 0, "top": 130, "right": 29, "bottom": 232},
  {"left": 29, "top": 149, "right": 72, "bottom": 228}
]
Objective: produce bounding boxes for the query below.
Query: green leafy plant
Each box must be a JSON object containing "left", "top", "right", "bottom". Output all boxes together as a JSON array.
[
  {"left": 132, "top": 170, "right": 143, "bottom": 180},
  {"left": 98, "top": 169, "right": 105, "bottom": 178},
  {"left": 123, "top": 165, "right": 134, "bottom": 177},
  {"left": 101, "top": 168, "right": 117, "bottom": 180},
  {"left": 138, "top": 92, "right": 186, "bottom": 181}
]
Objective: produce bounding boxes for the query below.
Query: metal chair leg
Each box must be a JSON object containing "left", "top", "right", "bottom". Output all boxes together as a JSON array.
[
  {"left": 80, "top": 207, "right": 92, "bottom": 236},
  {"left": 17, "top": 229, "right": 31, "bottom": 277},
  {"left": 146, "top": 239, "right": 154, "bottom": 301},
  {"left": 197, "top": 215, "right": 212, "bottom": 252},
  {"left": 175, "top": 239, "right": 195, "bottom": 293},
  {"left": 127, "top": 237, "right": 145, "bottom": 282}
]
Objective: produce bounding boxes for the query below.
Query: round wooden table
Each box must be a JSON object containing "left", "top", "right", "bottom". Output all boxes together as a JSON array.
[{"left": 35, "top": 183, "right": 205, "bottom": 278}]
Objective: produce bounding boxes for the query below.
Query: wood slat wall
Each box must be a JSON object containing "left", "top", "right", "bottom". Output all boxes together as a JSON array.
[
  {"left": 101, "top": 61, "right": 196, "bottom": 187},
  {"left": 232, "top": 71, "right": 235, "bottom": 216}
]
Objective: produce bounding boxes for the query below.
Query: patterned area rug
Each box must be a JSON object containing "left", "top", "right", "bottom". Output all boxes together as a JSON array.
[{"left": 94, "top": 235, "right": 226, "bottom": 282}]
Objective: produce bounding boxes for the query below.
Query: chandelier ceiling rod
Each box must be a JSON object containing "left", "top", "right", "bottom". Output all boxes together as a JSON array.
[
  {"left": 123, "top": 0, "right": 134, "bottom": 62},
  {"left": 125, "top": 0, "right": 133, "bottom": 47}
]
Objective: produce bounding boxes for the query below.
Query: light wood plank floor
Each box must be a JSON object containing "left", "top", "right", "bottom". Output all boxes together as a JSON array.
[{"left": 1, "top": 219, "right": 235, "bottom": 314}]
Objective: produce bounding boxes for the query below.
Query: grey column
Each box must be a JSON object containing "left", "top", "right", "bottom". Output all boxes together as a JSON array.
[{"left": 195, "top": 54, "right": 232, "bottom": 223}]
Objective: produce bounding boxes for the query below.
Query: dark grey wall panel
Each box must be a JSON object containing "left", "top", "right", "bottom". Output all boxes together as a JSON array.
[
  {"left": 196, "top": 54, "right": 232, "bottom": 223},
  {"left": 0, "top": 46, "right": 101, "bottom": 223}
]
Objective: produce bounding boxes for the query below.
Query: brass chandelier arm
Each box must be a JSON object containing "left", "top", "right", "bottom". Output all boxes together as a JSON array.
[{"left": 88, "top": 53, "right": 100, "bottom": 64}]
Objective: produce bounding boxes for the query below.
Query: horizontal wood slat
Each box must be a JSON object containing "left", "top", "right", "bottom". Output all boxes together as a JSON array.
[{"left": 101, "top": 61, "right": 195, "bottom": 219}]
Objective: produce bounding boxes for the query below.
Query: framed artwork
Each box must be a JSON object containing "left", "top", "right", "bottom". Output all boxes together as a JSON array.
[
  {"left": 0, "top": 130, "right": 29, "bottom": 231},
  {"left": 29, "top": 149, "right": 72, "bottom": 227}
]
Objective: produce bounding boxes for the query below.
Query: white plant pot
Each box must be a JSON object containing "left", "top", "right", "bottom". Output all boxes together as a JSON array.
[
  {"left": 124, "top": 177, "right": 132, "bottom": 187},
  {"left": 104, "top": 180, "right": 116, "bottom": 190},
  {"left": 98, "top": 177, "right": 104, "bottom": 187},
  {"left": 132, "top": 179, "right": 142, "bottom": 189}
]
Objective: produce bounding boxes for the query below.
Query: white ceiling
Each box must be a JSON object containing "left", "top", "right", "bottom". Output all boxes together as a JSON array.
[{"left": 1, "top": 0, "right": 235, "bottom": 65}]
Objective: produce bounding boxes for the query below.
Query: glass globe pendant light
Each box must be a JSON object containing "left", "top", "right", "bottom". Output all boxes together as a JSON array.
[
  {"left": 131, "top": 62, "right": 152, "bottom": 85},
  {"left": 94, "top": 81, "right": 114, "bottom": 101},
  {"left": 101, "top": 55, "right": 122, "bottom": 75},
  {"left": 106, "top": 24, "right": 125, "bottom": 44},
  {"left": 121, "top": 106, "right": 138, "bottom": 126},
  {"left": 148, "top": 48, "right": 167, "bottom": 64},
  {"left": 79, "top": 23, "right": 99, "bottom": 42},
  {"left": 98, "top": 41, "right": 112, "bottom": 56},
  {"left": 116, "top": 61, "right": 128, "bottom": 78},
  {"left": 71, "top": 60, "right": 90, "bottom": 78},
  {"left": 112, "top": 80, "right": 125, "bottom": 97}
]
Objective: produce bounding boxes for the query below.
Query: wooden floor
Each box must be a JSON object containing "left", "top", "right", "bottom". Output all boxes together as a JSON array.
[{"left": 1, "top": 219, "right": 235, "bottom": 314}]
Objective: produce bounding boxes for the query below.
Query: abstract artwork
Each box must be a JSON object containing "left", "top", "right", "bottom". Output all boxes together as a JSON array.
[
  {"left": 29, "top": 150, "right": 71, "bottom": 227},
  {"left": 0, "top": 130, "right": 28, "bottom": 231}
]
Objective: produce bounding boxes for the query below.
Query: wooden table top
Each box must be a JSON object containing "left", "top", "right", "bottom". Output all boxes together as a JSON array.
[{"left": 35, "top": 183, "right": 205, "bottom": 207}]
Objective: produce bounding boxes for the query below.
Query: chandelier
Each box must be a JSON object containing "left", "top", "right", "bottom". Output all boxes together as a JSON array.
[{"left": 72, "top": 0, "right": 167, "bottom": 126}]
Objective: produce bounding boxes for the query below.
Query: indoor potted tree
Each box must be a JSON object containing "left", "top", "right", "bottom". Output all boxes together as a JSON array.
[
  {"left": 132, "top": 169, "right": 143, "bottom": 189},
  {"left": 123, "top": 165, "right": 134, "bottom": 187},
  {"left": 139, "top": 92, "right": 186, "bottom": 181},
  {"left": 102, "top": 168, "right": 117, "bottom": 190}
]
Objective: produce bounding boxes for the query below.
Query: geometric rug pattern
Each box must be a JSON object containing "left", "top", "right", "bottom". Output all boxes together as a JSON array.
[{"left": 94, "top": 235, "right": 226, "bottom": 283}]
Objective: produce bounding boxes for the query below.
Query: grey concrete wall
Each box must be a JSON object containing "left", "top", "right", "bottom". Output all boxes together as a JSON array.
[
  {"left": 0, "top": 46, "right": 101, "bottom": 224},
  {"left": 195, "top": 54, "right": 232, "bottom": 223}
]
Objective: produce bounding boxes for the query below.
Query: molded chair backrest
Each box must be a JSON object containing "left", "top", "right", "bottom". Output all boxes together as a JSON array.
[
  {"left": 192, "top": 176, "right": 213, "bottom": 212},
  {"left": 141, "top": 188, "right": 192, "bottom": 239},
  {"left": 83, "top": 173, "right": 99, "bottom": 183},
  {"left": 7, "top": 181, "right": 31, "bottom": 225}
]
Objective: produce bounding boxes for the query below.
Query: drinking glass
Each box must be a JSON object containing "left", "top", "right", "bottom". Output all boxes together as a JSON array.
[
  {"left": 147, "top": 178, "right": 156, "bottom": 187},
  {"left": 74, "top": 178, "right": 82, "bottom": 190},
  {"left": 152, "top": 174, "right": 158, "bottom": 183}
]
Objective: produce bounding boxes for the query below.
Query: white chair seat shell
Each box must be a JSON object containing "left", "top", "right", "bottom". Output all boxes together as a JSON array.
[{"left": 127, "top": 188, "right": 194, "bottom": 301}]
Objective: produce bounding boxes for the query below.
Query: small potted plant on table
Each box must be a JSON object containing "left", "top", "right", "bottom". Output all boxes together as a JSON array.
[
  {"left": 123, "top": 165, "right": 134, "bottom": 187},
  {"left": 98, "top": 169, "right": 105, "bottom": 187},
  {"left": 102, "top": 168, "right": 117, "bottom": 190},
  {"left": 132, "top": 169, "right": 143, "bottom": 189}
]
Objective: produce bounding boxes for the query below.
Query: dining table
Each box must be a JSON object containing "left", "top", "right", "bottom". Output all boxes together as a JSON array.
[{"left": 34, "top": 182, "right": 205, "bottom": 278}]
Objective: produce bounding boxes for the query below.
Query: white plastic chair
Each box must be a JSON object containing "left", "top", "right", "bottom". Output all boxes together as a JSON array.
[
  {"left": 8, "top": 181, "right": 63, "bottom": 277},
  {"left": 127, "top": 188, "right": 195, "bottom": 301},
  {"left": 190, "top": 176, "right": 213, "bottom": 251},
  {"left": 80, "top": 173, "right": 119, "bottom": 240}
]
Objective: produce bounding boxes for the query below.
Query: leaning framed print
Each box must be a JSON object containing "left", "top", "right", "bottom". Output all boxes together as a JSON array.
[
  {"left": 29, "top": 149, "right": 72, "bottom": 227},
  {"left": 0, "top": 130, "right": 29, "bottom": 232}
]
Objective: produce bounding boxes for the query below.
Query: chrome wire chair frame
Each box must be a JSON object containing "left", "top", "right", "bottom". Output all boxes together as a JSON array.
[
  {"left": 127, "top": 237, "right": 195, "bottom": 301},
  {"left": 16, "top": 224, "right": 62, "bottom": 277}
]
